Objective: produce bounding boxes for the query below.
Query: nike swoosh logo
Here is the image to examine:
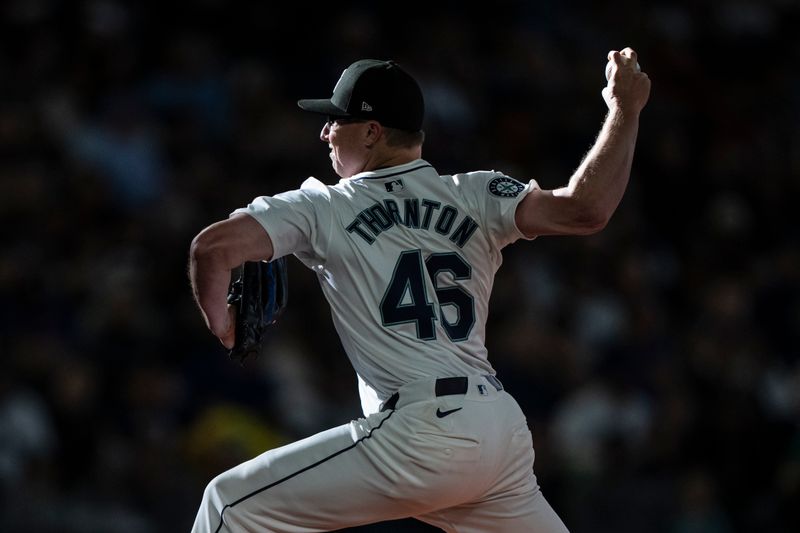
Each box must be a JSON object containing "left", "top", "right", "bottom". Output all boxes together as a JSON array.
[{"left": 436, "top": 407, "right": 463, "bottom": 418}]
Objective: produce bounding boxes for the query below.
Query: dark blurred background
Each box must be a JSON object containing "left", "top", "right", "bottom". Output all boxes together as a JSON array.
[{"left": 1, "top": 0, "right": 798, "bottom": 531}]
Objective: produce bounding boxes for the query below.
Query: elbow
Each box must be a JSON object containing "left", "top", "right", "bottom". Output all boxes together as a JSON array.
[
  {"left": 189, "top": 232, "right": 213, "bottom": 264},
  {"left": 571, "top": 207, "right": 611, "bottom": 235},
  {"left": 189, "top": 214, "right": 271, "bottom": 270},
  {"left": 547, "top": 189, "right": 615, "bottom": 236},
  {"left": 189, "top": 227, "right": 236, "bottom": 269}
]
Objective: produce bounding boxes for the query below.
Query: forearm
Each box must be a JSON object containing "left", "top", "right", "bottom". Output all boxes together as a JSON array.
[
  {"left": 558, "top": 106, "right": 641, "bottom": 224},
  {"left": 189, "top": 235, "right": 237, "bottom": 338},
  {"left": 188, "top": 214, "right": 275, "bottom": 341},
  {"left": 514, "top": 47, "right": 649, "bottom": 238}
]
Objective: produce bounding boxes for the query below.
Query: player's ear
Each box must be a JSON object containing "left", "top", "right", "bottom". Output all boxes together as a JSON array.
[{"left": 364, "top": 121, "right": 382, "bottom": 147}]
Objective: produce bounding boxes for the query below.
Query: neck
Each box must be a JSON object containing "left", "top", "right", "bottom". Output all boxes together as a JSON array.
[{"left": 364, "top": 146, "right": 422, "bottom": 172}]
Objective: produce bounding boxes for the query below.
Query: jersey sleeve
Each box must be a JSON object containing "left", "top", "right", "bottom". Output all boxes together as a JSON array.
[
  {"left": 231, "top": 181, "right": 332, "bottom": 263},
  {"left": 458, "top": 171, "right": 539, "bottom": 250}
]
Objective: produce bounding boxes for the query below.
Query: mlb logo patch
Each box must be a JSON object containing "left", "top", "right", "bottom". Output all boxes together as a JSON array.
[
  {"left": 477, "top": 384, "right": 488, "bottom": 396},
  {"left": 385, "top": 179, "right": 404, "bottom": 193}
]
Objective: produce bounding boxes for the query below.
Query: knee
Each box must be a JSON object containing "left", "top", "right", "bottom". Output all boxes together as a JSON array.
[
  {"left": 194, "top": 471, "right": 242, "bottom": 533},
  {"left": 202, "top": 470, "right": 239, "bottom": 511},
  {"left": 201, "top": 470, "right": 272, "bottom": 531}
]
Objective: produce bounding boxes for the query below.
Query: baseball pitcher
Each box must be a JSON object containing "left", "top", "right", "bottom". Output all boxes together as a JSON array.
[{"left": 188, "top": 48, "right": 650, "bottom": 532}]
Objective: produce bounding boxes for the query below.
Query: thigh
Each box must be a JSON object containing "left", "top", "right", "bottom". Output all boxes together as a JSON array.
[
  {"left": 207, "top": 405, "right": 482, "bottom": 533},
  {"left": 419, "top": 484, "right": 569, "bottom": 533},
  {"left": 418, "top": 395, "right": 569, "bottom": 533}
]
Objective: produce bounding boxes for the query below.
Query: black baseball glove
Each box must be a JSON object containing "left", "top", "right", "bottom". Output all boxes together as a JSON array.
[{"left": 226, "top": 257, "right": 288, "bottom": 363}]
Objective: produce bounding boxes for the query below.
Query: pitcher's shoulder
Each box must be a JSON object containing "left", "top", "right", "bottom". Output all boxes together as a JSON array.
[{"left": 444, "top": 170, "right": 527, "bottom": 196}]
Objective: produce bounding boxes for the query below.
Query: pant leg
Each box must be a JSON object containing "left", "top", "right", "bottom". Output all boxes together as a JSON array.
[
  {"left": 417, "top": 392, "right": 569, "bottom": 533},
  {"left": 191, "top": 401, "right": 484, "bottom": 533},
  {"left": 191, "top": 413, "right": 392, "bottom": 533},
  {"left": 419, "top": 481, "right": 569, "bottom": 533},
  {"left": 192, "top": 377, "right": 567, "bottom": 533}
]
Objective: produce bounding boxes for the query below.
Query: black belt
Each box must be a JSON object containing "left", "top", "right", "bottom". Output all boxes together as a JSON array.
[{"left": 380, "top": 375, "right": 503, "bottom": 412}]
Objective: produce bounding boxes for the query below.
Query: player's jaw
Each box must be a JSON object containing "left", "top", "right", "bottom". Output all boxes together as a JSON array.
[{"left": 320, "top": 120, "right": 368, "bottom": 178}]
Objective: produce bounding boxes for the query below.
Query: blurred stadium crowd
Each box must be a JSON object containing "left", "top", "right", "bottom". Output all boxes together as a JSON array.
[{"left": 1, "top": 1, "right": 798, "bottom": 531}]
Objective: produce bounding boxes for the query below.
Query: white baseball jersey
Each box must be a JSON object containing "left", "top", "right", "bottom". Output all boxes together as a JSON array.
[
  {"left": 194, "top": 160, "right": 570, "bottom": 533},
  {"left": 233, "top": 159, "right": 536, "bottom": 415}
]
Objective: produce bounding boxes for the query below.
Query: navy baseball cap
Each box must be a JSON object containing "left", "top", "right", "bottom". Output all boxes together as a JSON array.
[{"left": 298, "top": 59, "right": 424, "bottom": 132}]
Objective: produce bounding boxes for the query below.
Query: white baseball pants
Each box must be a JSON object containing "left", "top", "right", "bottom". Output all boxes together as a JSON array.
[{"left": 191, "top": 375, "right": 568, "bottom": 533}]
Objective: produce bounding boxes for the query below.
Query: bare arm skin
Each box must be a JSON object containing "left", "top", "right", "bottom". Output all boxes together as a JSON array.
[
  {"left": 188, "top": 213, "right": 274, "bottom": 348},
  {"left": 515, "top": 47, "right": 651, "bottom": 237}
]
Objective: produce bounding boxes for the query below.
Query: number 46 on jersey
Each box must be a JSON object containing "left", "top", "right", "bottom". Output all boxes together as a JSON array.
[{"left": 380, "top": 250, "right": 475, "bottom": 342}]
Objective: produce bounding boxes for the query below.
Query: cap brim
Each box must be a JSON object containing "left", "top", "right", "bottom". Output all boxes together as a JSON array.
[{"left": 297, "top": 98, "right": 349, "bottom": 117}]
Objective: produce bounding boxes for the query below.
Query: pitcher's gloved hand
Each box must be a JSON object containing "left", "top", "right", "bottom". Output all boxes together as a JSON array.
[{"left": 226, "top": 257, "right": 288, "bottom": 363}]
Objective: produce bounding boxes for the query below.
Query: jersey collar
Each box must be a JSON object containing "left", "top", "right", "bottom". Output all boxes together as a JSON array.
[{"left": 343, "top": 159, "right": 434, "bottom": 182}]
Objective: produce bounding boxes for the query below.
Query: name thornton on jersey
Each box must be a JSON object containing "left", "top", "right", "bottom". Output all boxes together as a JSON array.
[{"left": 346, "top": 197, "right": 480, "bottom": 247}]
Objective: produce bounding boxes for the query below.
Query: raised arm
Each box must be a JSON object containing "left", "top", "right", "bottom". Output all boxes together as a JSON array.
[
  {"left": 188, "top": 213, "right": 274, "bottom": 348},
  {"left": 515, "top": 47, "right": 651, "bottom": 237}
]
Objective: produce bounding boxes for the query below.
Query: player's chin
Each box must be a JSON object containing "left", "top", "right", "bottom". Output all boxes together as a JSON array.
[{"left": 331, "top": 157, "right": 346, "bottom": 177}]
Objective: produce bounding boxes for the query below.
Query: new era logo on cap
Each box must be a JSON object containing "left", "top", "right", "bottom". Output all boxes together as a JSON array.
[{"left": 297, "top": 59, "right": 425, "bottom": 131}]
